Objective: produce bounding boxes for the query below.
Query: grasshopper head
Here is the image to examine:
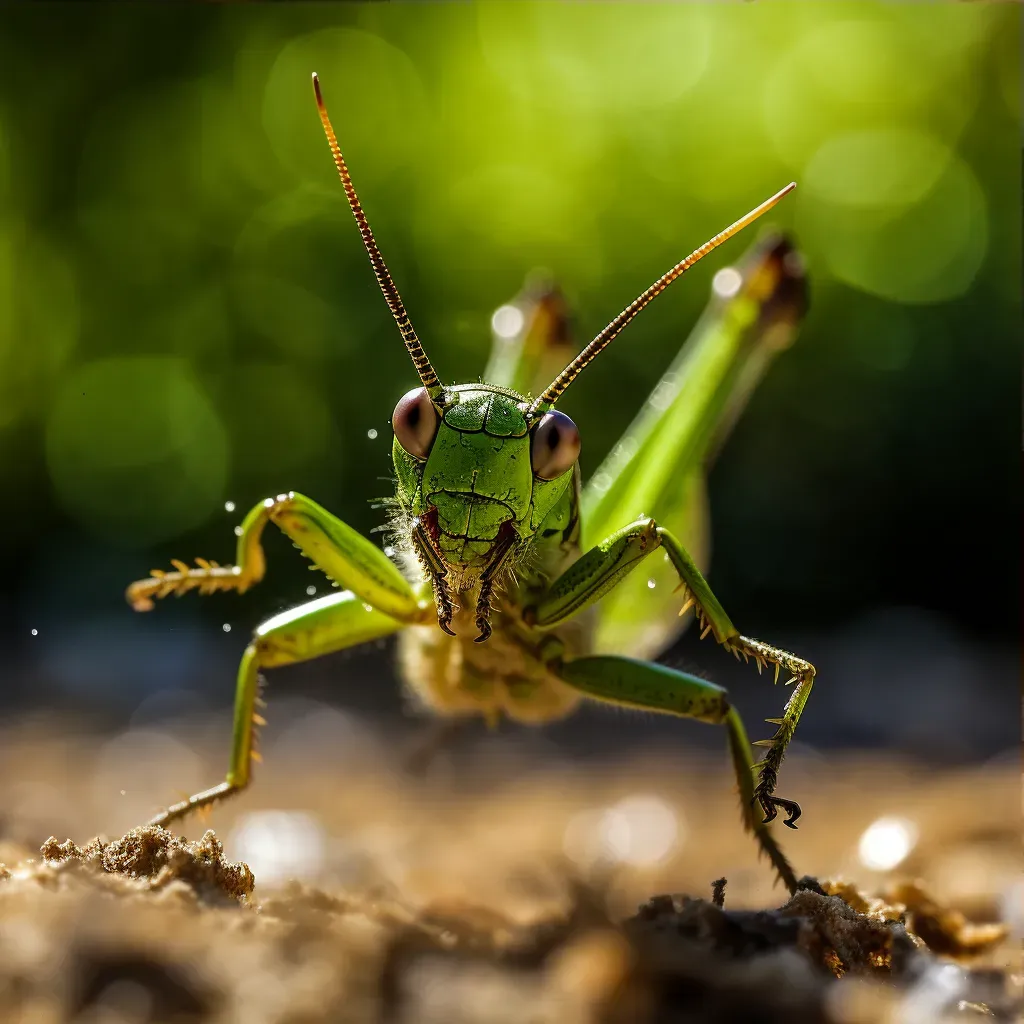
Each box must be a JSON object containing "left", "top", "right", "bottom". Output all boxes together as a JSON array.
[{"left": 391, "top": 384, "right": 579, "bottom": 607}]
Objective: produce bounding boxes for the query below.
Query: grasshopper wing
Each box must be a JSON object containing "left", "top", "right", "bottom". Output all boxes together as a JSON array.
[{"left": 582, "top": 233, "right": 808, "bottom": 660}]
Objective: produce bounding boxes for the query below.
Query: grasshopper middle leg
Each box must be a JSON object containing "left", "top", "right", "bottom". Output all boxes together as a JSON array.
[{"left": 149, "top": 590, "right": 407, "bottom": 827}]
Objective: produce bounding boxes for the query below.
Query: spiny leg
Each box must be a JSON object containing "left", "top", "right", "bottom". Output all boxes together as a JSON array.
[
  {"left": 127, "top": 491, "right": 424, "bottom": 622},
  {"left": 150, "top": 591, "right": 405, "bottom": 828},
  {"left": 656, "top": 529, "right": 814, "bottom": 826},
  {"left": 528, "top": 517, "right": 815, "bottom": 826},
  {"left": 549, "top": 653, "right": 798, "bottom": 894}
]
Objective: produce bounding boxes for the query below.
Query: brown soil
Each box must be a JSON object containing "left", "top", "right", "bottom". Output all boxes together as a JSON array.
[{"left": 0, "top": 723, "right": 1018, "bottom": 1023}]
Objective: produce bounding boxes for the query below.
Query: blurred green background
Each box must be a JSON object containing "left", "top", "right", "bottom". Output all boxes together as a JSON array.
[{"left": 0, "top": 4, "right": 1018, "bottom": 754}]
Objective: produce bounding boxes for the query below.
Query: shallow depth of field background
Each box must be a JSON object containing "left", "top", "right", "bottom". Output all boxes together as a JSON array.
[{"left": 0, "top": 1, "right": 1018, "bottom": 814}]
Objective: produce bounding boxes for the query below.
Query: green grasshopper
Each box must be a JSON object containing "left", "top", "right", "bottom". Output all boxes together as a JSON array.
[{"left": 126, "top": 74, "right": 815, "bottom": 893}]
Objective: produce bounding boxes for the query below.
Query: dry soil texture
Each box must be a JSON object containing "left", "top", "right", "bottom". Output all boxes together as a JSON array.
[{"left": 0, "top": 724, "right": 1018, "bottom": 1023}]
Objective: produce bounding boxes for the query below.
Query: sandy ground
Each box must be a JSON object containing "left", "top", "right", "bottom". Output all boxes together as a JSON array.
[{"left": 0, "top": 716, "right": 1019, "bottom": 1023}]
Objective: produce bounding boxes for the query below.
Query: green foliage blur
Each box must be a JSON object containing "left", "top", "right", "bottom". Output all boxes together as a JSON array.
[{"left": 0, "top": 4, "right": 1018, "bottom": 637}]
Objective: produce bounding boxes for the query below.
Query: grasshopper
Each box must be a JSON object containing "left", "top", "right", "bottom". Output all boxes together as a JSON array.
[{"left": 126, "top": 74, "right": 815, "bottom": 892}]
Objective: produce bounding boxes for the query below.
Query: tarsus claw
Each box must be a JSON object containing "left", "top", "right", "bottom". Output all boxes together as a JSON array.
[{"left": 753, "top": 792, "right": 802, "bottom": 829}]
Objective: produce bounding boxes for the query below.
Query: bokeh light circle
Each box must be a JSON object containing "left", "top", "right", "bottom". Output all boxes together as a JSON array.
[
  {"left": 478, "top": 5, "right": 712, "bottom": 115},
  {"left": 763, "top": 18, "right": 978, "bottom": 170},
  {"left": 798, "top": 134, "right": 988, "bottom": 304},
  {"left": 804, "top": 129, "right": 953, "bottom": 210},
  {"left": 45, "top": 357, "right": 228, "bottom": 545}
]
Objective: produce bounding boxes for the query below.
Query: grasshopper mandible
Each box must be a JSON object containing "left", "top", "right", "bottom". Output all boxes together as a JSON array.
[{"left": 126, "top": 74, "right": 815, "bottom": 892}]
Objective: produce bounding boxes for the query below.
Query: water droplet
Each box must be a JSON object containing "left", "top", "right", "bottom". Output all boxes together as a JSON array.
[
  {"left": 647, "top": 578, "right": 656, "bottom": 589},
  {"left": 491, "top": 304, "right": 524, "bottom": 340},
  {"left": 224, "top": 500, "right": 236, "bottom": 513},
  {"left": 120, "top": 789, "right": 126, "bottom": 796},
  {"left": 367, "top": 428, "right": 378, "bottom": 440},
  {"left": 222, "top": 623, "right": 232, "bottom": 633},
  {"left": 306, "top": 585, "right": 317, "bottom": 596},
  {"left": 712, "top": 266, "right": 743, "bottom": 299},
  {"left": 234, "top": 526, "right": 243, "bottom": 537},
  {"left": 858, "top": 816, "right": 918, "bottom": 871},
  {"left": 30, "top": 628, "right": 39, "bottom": 636}
]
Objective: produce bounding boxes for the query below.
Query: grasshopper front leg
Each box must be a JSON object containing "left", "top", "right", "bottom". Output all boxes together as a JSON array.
[
  {"left": 126, "top": 492, "right": 429, "bottom": 826},
  {"left": 526, "top": 517, "right": 815, "bottom": 839},
  {"left": 127, "top": 491, "right": 420, "bottom": 622}
]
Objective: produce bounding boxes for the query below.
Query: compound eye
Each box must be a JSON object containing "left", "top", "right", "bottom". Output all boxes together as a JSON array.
[
  {"left": 531, "top": 410, "right": 581, "bottom": 481},
  {"left": 392, "top": 387, "right": 438, "bottom": 460}
]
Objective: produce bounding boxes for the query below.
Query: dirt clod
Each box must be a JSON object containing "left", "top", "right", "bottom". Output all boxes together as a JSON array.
[
  {"left": 885, "top": 880, "right": 1010, "bottom": 958},
  {"left": 36, "top": 826, "right": 254, "bottom": 903},
  {"left": 710, "top": 877, "right": 726, "bottom": 908}
]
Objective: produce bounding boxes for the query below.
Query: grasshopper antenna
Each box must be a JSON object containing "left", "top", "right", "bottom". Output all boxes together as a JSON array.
[
  {"left": 527, "top": 182, "right": 796, "bottom": 419},
  {"left": 313, "top": 72, "right": 443, "bottom": 399}
]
